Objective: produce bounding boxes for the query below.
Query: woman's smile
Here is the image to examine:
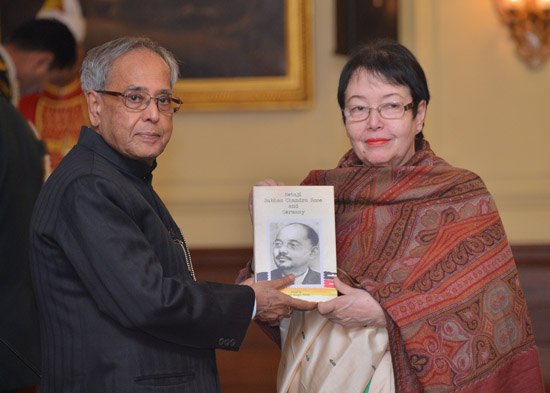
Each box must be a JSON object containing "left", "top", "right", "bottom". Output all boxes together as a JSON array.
[{"left": 366, "top": 138, "right": 390, "bottom": 146}]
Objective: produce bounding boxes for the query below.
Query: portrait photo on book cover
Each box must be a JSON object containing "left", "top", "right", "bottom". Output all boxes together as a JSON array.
[{"left": 268, "top": 220, "right": 323, "bottom": 287}]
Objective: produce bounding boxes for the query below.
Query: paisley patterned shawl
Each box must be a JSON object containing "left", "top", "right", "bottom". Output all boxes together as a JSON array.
[{"left": 301, "top": 141, "right": 544, "bottom": 393}]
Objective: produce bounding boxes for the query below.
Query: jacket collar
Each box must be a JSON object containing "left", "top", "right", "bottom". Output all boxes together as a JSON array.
[{"left": 77, "top": 126, "right": 156, "bottom": 181}]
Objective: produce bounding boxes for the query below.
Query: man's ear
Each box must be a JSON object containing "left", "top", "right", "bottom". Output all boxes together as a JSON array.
[
  {"left": 32, "top": 52, "right": 54, "bottom": 73},
  {"left": 309, "top": 246, "right": 319, "bottom": 259},
  {"left": 86, "top": 90, "right": 102, "bottom": 128}
]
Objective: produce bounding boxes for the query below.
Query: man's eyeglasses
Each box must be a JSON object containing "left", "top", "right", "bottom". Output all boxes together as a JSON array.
[
  {"left": 343, "top": 101, "right": 414, "bottom": 122},
  {"left": 273, "top": 240, "right": 304, "bottom": 252},
  {"left": 95, "top": 90, "right": 183, "bottom": 114}
]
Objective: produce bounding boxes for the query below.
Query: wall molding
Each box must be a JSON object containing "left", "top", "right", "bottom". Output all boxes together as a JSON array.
[
  {"left": 156, "top": 183, "right": 550, "bottom": 210},
  {"left": 189, "top": 244, "right": 550, "bottom": 390},
  {"left": 511, "top": 244, "right": 550, "bottom": 266},
  {"left": 189, "top": 244, "right": 550, "bottom": 270}
]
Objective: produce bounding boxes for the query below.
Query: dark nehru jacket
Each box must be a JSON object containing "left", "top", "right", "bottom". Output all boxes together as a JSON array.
[{"left": 29, "top": 126, "right": 255, "bottom": 393}]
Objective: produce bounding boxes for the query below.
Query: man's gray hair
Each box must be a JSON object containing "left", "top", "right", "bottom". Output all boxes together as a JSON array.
[{"left": 80, "top": 36, "right": 179, "bottom": 93}]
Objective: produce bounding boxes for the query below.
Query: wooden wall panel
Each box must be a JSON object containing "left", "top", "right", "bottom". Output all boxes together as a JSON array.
[
  {"left": 511, "top": 245, "right": 550, "bottom": 392},
  {"left": 190, "top": 248, "right": 279, "bottom": 393},
  {"left": 191, "top": 245, "right": 550, "bottom": 392}
]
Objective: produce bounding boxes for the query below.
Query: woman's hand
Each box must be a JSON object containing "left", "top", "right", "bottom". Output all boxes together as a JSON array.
[
  {"left": 317, "top": 277, "right": 386, "bottom": 328},
  {"left": 248, "top": 178, "right": 286, "bottom": 223}
]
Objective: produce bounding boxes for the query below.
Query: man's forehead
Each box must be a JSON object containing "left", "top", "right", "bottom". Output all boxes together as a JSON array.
[
  {"left": 278, "top": 224, "right": 308, "bottom": 240},
  {"left": 106, "top": 49, "right": 171, "bottom": 89},
  {"left": 124, "top": 85, "right": 172, "bottom": 94}
]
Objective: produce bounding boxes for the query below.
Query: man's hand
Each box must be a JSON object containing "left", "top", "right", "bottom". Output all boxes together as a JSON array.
[
  {"left": 249, "top": 178, "right": 286, "bottom": 223},
  {"left": 242, "top": 275, "right": 317, "bottom": 324},
  {"left": 317, "top": 277, "right": 386, "bottom": 328}
]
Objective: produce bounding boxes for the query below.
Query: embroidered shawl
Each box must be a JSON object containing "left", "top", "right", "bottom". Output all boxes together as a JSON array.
[{"left": 301, "top": 141, "right": 544, "bottom": 393}]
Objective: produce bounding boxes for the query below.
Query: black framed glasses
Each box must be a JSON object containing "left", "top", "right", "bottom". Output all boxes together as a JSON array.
[
  {"left": 96, "top": 90, "right": 183, "bottom": 114},
  {"left": 343, "top": 101, "right": 414, "bottom": 122}
]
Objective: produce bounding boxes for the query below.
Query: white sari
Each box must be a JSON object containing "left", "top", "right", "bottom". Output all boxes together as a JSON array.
[{"left": 277, "top": 310, "right": 394, "bottom": 393}]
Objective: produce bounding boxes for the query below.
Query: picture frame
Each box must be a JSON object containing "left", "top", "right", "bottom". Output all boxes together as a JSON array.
[
  {"left": 1, "top": 0, "right": 313, "bottom": 111},
  {"left": 172, "top": 0, "right": 313, "bottom": 111},
  {"left": 82, "top": 0, "right": 315, "bottom": 111},
  {"left": 335, "top": 0, "right": 398, "bottom": 55}
]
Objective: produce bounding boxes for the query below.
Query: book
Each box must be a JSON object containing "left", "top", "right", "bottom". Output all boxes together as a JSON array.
[{"left": 252, "top": 186, "right": 338, "bottom": 302}]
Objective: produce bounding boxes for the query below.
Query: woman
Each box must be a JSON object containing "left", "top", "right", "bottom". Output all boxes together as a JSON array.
[{"left": 247, "top": 40, "right": 544, "bottom": 393}]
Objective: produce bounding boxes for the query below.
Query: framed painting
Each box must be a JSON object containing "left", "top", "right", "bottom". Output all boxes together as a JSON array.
[
  {"left": 82, "top": 0, "right": 313, "bottom": 111},
  {"left": 336, "top": 0, "right": 398, "bottom": 55}
]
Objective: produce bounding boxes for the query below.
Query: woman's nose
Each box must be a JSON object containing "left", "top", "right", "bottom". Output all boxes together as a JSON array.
[{"left": 366, "top": 108, "right": 383, "bottom": 129}]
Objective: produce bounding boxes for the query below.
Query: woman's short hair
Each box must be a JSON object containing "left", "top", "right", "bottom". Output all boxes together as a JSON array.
[
  {"left": 80, "top": 36, "right": 179, "bottom": 93},
  {"left": 337, "top": 39, "right": 430, "bottom": 147}
]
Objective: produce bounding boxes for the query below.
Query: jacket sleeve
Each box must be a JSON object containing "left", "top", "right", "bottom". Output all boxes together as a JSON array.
[{"left": 55, "top": 174, "right": 255, "bottom": 350}]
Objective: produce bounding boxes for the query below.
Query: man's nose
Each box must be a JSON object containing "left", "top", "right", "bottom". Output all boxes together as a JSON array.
[{"left": 143, "top": 98, "right": 161, "bottom": 121}]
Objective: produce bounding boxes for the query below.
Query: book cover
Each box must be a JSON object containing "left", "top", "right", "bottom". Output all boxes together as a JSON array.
[{"left": 253, "top": 186, "right": 337, "bottom": 302}]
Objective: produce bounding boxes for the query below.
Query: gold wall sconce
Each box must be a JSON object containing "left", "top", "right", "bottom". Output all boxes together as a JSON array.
[{"left": 494, "top": 0, "right": 550, "bottom": 68}]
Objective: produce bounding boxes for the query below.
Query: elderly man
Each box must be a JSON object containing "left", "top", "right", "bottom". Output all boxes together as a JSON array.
[
  {"left": 271, "top": 222, "right": 321, "bottom": 285},
  {"left": 29, "top": 37, "right": 315, "bottom": 393}
]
